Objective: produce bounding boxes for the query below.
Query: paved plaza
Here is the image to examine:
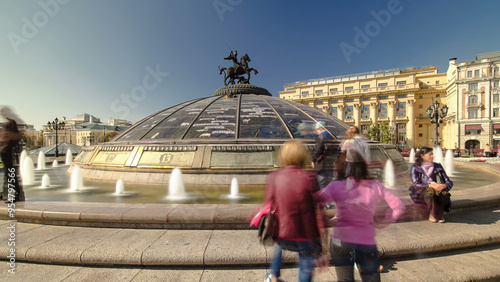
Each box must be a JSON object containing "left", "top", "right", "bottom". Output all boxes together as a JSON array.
[{"left": 0, "top": 161, "right": 499, "bottom": 281}]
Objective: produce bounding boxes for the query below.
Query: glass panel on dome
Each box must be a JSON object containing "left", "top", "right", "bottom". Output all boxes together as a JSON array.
[
  {"left": 184, "top": 96, "right": 238, "bottom": 139},
  {"left": 289, "top": 102, "right": 348, "bottom": 139},
  {"left": 116, "top": 100, "right": 196, "bottom": 141},
  {"left": 142, "top": 96, "right": 219, "bottom": 140},
  {"left": 239, "top": 95, "right": 290, "bottom": 139},
  {"left": 263, "top": 96, "right": 319, "bottom": 139}
]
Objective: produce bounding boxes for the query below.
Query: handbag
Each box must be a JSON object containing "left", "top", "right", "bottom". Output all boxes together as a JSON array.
[{"left": 261, "top": 204, "right": 279, "bottom": 243}]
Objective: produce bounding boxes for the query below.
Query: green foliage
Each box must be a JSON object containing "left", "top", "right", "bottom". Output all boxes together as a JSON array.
[{"left": 366, "top": 121, "right": 393, "bottom": 144}]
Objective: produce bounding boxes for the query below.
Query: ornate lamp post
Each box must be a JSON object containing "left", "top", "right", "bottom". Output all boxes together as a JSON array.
[
  {"left": 426, "top": 101, "right": 448, "bottom": 147},
  {"left": 47, "top": 118, "right": 65, "bottom": 157}
]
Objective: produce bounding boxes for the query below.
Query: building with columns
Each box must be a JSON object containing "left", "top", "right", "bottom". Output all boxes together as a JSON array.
[
  {"left": 280, "top": 66, "right": 448, "bottom": 148},
  {"left": 455, "top": 51, "right": 500, "bottom": 151}
]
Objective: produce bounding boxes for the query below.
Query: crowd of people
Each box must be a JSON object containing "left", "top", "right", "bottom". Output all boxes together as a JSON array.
[{"left": 260, "top": 124, "right": 454, "bottom": 282}]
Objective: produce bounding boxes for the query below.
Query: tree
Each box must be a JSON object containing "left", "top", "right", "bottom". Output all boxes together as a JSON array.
[{"left": 366, "top": 121, "right": 392, "bottom": 144}]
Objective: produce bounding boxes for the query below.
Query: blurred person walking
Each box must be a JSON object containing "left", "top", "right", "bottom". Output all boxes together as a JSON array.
[
  {"left": 312, "top": 121, "right": 334, "bottom": 188},
  {"left": 341, "top": 126, "right": 370, "bottom": 177},
  {"left": 1, "top": 106, "right": 23, "bottom": 203},
  {"left": 264, "top": 140, "right": 325, "bottom": 282},
  {"left": 315, "top": 150, "right": 405, "bottom": 281},
  {"left": 409, "top": 147, "right": 453, "bottom": 223}
]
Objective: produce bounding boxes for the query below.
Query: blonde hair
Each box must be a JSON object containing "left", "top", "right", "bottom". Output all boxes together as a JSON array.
[
  {"left": 280, "top": 140, "right": 310, "bottom": 168},
  {"left": 346, "top": 126, "right": 360, "bottom": 140}
]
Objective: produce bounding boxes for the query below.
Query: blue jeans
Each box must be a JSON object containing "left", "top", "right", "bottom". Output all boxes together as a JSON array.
[
  {"left": 330, "top": 240, "right": 380, "bottom": 282},
  {"left": 270, "top": 239, "right": 321, "bottom": 282}
]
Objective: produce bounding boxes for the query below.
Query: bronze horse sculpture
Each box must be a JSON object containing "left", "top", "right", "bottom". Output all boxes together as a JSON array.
[{"left": 219, "top": 51, "right": 258, "bottom": 86}]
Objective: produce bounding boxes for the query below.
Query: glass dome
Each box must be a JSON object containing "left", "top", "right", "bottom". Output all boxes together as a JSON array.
[{"left": 111, "top": 85, "right": 348, "bottom": 144}]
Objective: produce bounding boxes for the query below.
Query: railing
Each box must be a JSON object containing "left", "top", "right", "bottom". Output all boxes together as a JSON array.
[{"left": 466, "top": 102, "right": 483, "bottom": 108}]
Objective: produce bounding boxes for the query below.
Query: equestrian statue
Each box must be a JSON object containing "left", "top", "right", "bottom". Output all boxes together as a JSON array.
[{"left": 219, "top": 50, "right": 258, "bottom": 86}]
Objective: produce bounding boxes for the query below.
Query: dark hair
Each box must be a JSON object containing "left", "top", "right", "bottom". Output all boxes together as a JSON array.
[
  {"left": 335, "top": 149, "right": 369, "bottom": 181},
  {"left": 415, "top": 146, "right": 433, "bottom": 166}
]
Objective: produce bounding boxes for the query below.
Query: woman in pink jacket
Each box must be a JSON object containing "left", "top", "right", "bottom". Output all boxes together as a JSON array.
[{"left": 315, "top": 150, "right": 405, "bottom": 281}]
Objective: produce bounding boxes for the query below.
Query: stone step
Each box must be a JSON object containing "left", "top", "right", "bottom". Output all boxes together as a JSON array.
[{"left": 1, "top": 207, "right": 499, "bottom": 267}]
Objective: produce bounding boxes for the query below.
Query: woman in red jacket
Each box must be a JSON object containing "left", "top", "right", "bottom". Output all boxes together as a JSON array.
[{"left": 264, "top": 140, "right": 323, "bottom": 282}]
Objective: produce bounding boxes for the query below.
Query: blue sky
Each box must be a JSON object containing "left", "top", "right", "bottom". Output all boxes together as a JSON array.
[{"left": 1, "top": 0, "right": 499, "bottom": 130}]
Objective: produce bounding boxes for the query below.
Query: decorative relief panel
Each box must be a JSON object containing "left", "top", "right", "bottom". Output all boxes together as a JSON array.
[
  {"left": 138, "top": 151, "right": 195, "bottom": 167},
  {"left": 211, "top": 151, "right": 273, "bottom": 167}
]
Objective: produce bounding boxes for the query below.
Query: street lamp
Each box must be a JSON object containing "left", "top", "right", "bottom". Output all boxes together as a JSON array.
[
  {"left": 47, "top": 118, "right": 65, "bottom": 157},
  {"left": 426, "top": 100, "right": 448, "bottom": 147}
]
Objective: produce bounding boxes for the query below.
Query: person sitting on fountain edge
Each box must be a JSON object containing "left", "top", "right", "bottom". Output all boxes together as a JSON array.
[{"left": 410, "top": 147, "right": 453, "bottom": 223}]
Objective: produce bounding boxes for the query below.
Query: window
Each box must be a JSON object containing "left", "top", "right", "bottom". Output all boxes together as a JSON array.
[
  {"left": 397, "top": 81, "right": 407, "bottom": 85},
  {"left": 419, "top": 82, "right": 423, "bottom": 87},
  {"left": 345, "top": 86, "right": 354, "bottom": 91},
  {"left": 361, "top": 124, "right": 370, "bottom": 134},
  {"left": 468, "top": 109, "right": 478, "bottom": 118},
  {"left": 330, "top": 88, "right": 338, "bottom": 93},
  {"left": 378, "top": 103, "right": 387, "bottom": 118},
  {"left": 361, "top": 97, "right": 370, "bottom": 101},
  {"left": 418, "top": 133, "right": 423, "bottom": 137},
  {"left": 378, "top": 96, "right": 388, "bottom": 100},
  {"left": 436, "top": 81, "right": 440, "bottom": 85},
  {"left": 315, "top": 101, "right": 323, "bottom": 105},
  {"left": 467, "top": 70, "right": 472, "bottom": 78},
  {"left": 302, "top": 91, "right": 309, "bottom": 96},
  {"left": 469, "top": 83, "right": 478, "bottom": 90},
  {"left": 396, "top": 102, "right": 406, "bottom": 117},
  {"left": 330, "top": 107, "right": 337, "bottom": 117},
  {"left": 494, "top": 94, "right": 499, "bottom": 102},
  {"left": 419, "top": 114, "right": 423, "bottom": 118},
  {"left": 493, "top": 81, "right": 499, "bottom": 88},
  {"left": 494, "top": 108, "right": 499, "bottom": 117},
  {"left": 286, "top": 88, "right": 295, "bottom": 91},
  {"left": 378, "top": 83, "right": 388, "bottom": 87},
  {"left": 345, "top": 99, "right": 354, "bottom": 102},
  {"left": 361, "top": 84, "right": 370, "bottom": 89},
  {"left": 494, "top": 67, "right": 500, "bottom": 75},
  {"left": 419, "top": 124, "right": 423, "bottom": 128},
  {"left": 474, "top": 69, "right": 480, "bottom": 77},
  {"left": 465, "top": 128, "right": 480, "bottom": 135},
  {"left": 396, "top": 123, "right": 406, "bottom": 143},
  {"left": 330, "top": 100, "right": 338, "bottom": 104},
  {"left": 469, "top": 95, "right": 478, "bottom": 104},
  {"left": 361, "top": 105, "right": 370, "bottom": 119},
  {"left": 419, "top": 95, "right": 423, "bottom": 99},
  {"left": 396, "top": 94, "right": 407, "bottom": 98},
  {"left": 315, "top": 90, "right": 323, "bottom": 95},
  {"left": 419, "top": 105, "right": 423, "bottom": 108},
  {"left": 345, "top": 106, "right": 353, "bottom": 120}
]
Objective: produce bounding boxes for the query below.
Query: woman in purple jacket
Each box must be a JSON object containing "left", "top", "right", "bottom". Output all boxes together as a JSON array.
[{"left": 410, "top": 147, "right": 453, "bottom": 223}]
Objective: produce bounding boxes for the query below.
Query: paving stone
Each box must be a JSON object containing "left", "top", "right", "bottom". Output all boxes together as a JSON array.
[
  {"left": 204, "top": 230, "right": 266, "bottom": 265},
  {"left": 81, "top": 229, "right": 166, "bottom": 264},
  {"left": 141, "top": 230, "right": 212, "bottom": 265}
]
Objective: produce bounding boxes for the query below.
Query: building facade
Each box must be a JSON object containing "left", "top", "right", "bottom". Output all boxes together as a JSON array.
[
  {"left": 456, "top": 51, "right": 500, "bottom": 151},
  {"left": 280, "top": 66, "right": 448, "bottom": 148}
]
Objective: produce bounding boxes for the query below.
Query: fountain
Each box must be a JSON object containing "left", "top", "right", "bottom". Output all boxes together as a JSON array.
[
  {"left": 409, "top": 148, "right": 415, "bottom": 163},
  {"left": 384, "top": 159, "right": 395, "bottom": 188},
  {"left": 65, "top": 149, "right": 72, "bottom": 165},
  {"left": 444, "top": 149, "right": 455, "bottom": 176},
  {"left": 52, "top": 160, "right": 59, "bottom": 167},
  {"left": 19, "top": 149, "right": 27, "bottom": 175},
  {"left": 115, "top": 179, "right": 125, "bottom": 194},
  {"left": 434, "top": 146, "right": 443, "bottom": 164},
  {"left": 37, "top": 152, "right": 46, "bottom": 170},
  {"left": 41, "top": 174, "right": 51, "bottom": 188},
  {"left": 165, "top": 168, "right": 199, "bottom": 201},
  {"left": 22, "top": 157, "right": 35, "bottom": 186},
  {"left": 70, "top": 165, "right": 83, "bottom": 192},
  {"left": 219, "top": 177, "right": 251, "bottom": 200}
]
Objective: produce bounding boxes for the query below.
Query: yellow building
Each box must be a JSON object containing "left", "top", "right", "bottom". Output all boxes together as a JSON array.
[{"left": 280, "top": 66, "right": 449, "bottom": 148}]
